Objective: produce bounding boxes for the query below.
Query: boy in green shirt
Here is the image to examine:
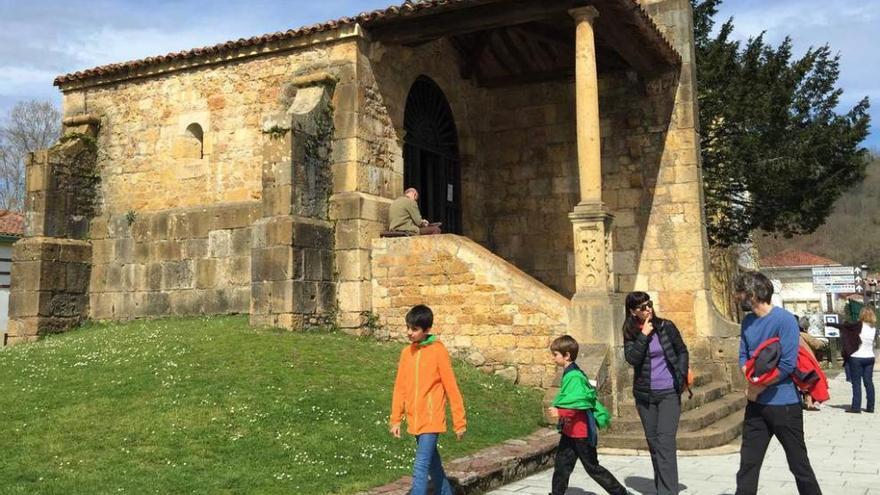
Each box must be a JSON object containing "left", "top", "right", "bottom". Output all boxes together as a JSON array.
[{"left": 547, "top": 335, "right": 631, "bottom": 495}]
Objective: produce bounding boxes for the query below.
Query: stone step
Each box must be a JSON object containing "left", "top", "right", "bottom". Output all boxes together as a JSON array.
[
  {"left": 611, "top": 391, "right": 744, "bottom": 434},
  {"left": 613, "top": 380, "right": 730, "bottom": 421},
  {"left": 690, "top": 371, "right": 714, "bottom": 388},
  {"left": 602, "top": 394, "right": 745, "bottom": 451},
  {"left": 681, "top": 380, "right": 730, "bottom": 413}
]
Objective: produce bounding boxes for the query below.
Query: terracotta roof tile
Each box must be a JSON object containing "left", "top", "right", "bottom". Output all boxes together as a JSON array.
[
  {"left": 0, "top": 211, "right": 24, "bottom": 237},
  {"left": 761, "top": 249, "right": 839, "bottom": 269},
  {"left": 54, "top": 0, "right": 678, "bottom": 87}
]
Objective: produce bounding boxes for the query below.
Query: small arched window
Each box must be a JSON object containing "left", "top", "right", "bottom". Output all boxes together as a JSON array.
[{"left": 185, "top": 123, "right": 204, "bottom": 159}]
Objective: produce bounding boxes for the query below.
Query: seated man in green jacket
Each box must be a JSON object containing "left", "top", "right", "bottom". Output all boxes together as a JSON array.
[{"left": 388, "top": 188, "right": 441, "bottom": 235}]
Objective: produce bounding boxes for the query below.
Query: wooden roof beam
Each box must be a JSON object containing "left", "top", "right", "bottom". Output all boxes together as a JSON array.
[{"left": 367, "top": 0, "right": 576, "bottom": 45}]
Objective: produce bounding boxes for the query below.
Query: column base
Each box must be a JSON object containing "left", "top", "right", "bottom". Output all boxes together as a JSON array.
[{"left": 569, "top": 291, "right": 625, "bottom": 347}]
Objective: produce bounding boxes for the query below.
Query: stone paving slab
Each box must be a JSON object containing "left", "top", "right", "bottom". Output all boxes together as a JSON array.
[{"left": 486, "top": 365, "right": 879, "bottom": 495}]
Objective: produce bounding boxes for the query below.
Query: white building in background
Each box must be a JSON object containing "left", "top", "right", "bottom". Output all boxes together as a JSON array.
[
  {"left": 760, "top": 249, "right": 848, "bottom": 323},
  {"left": 0, "top": 211, "right": 24, "bottom": 340}
]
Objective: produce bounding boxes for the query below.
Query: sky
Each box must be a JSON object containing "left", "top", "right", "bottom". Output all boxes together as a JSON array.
[{"left": 0, "top": 0, "right": 876, "bottom": 148}]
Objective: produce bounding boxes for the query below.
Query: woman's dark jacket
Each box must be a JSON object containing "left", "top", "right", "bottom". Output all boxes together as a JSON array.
[
  {"left": 624, "top": 317, "right": 689, "bottom": 402},
  {"left": 826, "top": 321, "right": 864, "bottom": 360}
]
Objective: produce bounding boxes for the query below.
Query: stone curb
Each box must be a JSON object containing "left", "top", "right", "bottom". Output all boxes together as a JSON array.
[
  {"left": 357, "top": 428, "right": 558, "bottom": 495},
  {"left": 359, "top": 430, "right": 743, "bottom": 495}
]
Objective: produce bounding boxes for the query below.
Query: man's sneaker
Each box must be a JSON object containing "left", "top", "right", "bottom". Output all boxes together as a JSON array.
[{"left": 845, "top": 408, "right": 861, "bottom": 414}]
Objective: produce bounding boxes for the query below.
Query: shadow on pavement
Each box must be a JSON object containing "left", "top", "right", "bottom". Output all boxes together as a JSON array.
[{"left": 623, "top": 476, "right": 688, "bottom": 495}]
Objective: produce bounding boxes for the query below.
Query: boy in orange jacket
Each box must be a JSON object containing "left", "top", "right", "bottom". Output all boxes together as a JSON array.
[{"left": 390, "top": 304, "right": 466, "bottom": 495}]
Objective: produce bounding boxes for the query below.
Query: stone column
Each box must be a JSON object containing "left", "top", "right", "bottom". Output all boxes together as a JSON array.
[
  {"left": 566, "top": 7, "right": 621, "bottom": 354},
  {"left": 571, "top": 6, "right": 602, "bottom": 206},
  {"left": 568, "top": 6, "right": 615, "bottom": 298}
]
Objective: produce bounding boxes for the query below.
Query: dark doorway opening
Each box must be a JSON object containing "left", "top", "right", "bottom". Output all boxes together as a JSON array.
[{"left": 403, "top": 76, "right": 462, "bottom": 234}]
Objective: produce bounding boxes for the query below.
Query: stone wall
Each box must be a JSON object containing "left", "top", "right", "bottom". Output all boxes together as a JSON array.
[
  {"left": 467, "top": 83, "right": 579, "bottom": 298},
  {"left": 64, "top": 40, "right": 358, "bottom": 215},
  {"left": 622, "top": 0, "right": 740, "bottom": 386},
  {"left": 371, "top": 235, "right": 571, "bottom": 387},
  {"left": 88, "top": 203, "right": 257, "bottom": 320},
  {"left": 55, "top": 35, "right": 361, "bottom": 324}
]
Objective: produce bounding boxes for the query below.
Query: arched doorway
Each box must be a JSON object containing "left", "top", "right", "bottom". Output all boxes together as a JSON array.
[{"left": 403, "top": 76, "right": 462, "bottom": 234}]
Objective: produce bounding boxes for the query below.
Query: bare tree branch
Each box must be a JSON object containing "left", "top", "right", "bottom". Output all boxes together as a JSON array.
[{"left": 0, "top": 100, "right": 61, "bottom": 212}]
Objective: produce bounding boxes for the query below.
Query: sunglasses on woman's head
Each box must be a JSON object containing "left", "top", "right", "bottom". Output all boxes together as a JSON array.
[{"left": 637, "top": 301, "right": 653, "bottom": 311}]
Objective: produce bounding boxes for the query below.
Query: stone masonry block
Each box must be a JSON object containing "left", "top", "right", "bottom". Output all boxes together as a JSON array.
[
  {"left": 204, "top": 288, "right": 232, "bottom": 315},
  {"left": 66, "top": 263, "right": 91, "bottom": 293},
  {"left": 11, "top": 261, "right": 40, "bottom": 291},
  {"left": 170, "top": 290, "right": 205, "bottom": 316},
  {"left": 338, "top": 280, "right": 370, "bottom": 313},
  {"left": 334, "top": 219, "right": 381, "bottom": 251},
  {"left": 320, "top": 249, "right": 333, "bottom": 281},
  {"left": 251, "top": 246, "right": 293, "bottom": 282},
  {"left": 40, "top": 261, "right": 67, "bottom": 290},
  {"left": 658, "top": 290, "right": 695, "bottom": 313},
  {"left": 8, "top": 290, "right": 39, "bottom": 318},
  {"left": 214, "top": 204, "right": 257, "bottom": 231},
  {"left": 337, "top": 250, "right": 371, "bottom": 282},
  {"left": 185, "top": 209, "right": 213, "bottom": 238},
  {"left": 147, "top": 263, "right": 163, "bottom": 291},
  {"left": 228, "top": 256, "right": 251, "bottom": 286},
  {"left": 90, "top": 293, "right": 114, "bottom": 320},
  {"left": 317, "top": 282, "right": 336, "bottom": 313},
  {"left": 292, "top": 281, "right": 318, "bottom": 314},
  {"left": 303, "top": 249, "right": 323, "bottom": 281},
  {"left": 231, "top": 228, "right": 251, "bottom": 256},
  {"left": 294, "top": 221, "right": 333, "bottom": 249},
  {"left": 208, "top": 230, "right": 232, "bottom": 258},
  {"left": 183, "top": 238, "right": 208, "bottom": 259},
  {"left": 150, "top": 214, "right": 170, "bottom": 240},
  {"left": 196, "top": 259, "right": 218, "bottom": 289},
  {"left": 105, "top": 264, "right": 123, "bottom": 290},
  {"left": 230, "top": 287, "right": 250, "bottom": 313},
  {"left": 269, "top": 280, "right": 294, "bottom": 314},
  {"left": 263, "top": 217, "right": 293, "bottom": 246}
]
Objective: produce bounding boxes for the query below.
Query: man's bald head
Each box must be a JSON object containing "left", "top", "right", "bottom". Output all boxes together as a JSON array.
[{"left": 404, "top": 188, "right": 419, "bottom": 200}]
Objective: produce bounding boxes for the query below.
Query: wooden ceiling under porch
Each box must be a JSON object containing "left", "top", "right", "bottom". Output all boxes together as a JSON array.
[{"left": 366, "top": 0, "right": 681, "bottom": 88}]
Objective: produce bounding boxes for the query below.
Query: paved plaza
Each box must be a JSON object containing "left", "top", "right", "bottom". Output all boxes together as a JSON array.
[{"left": 487, "top": 364, "right": 879, "bottom": 495}]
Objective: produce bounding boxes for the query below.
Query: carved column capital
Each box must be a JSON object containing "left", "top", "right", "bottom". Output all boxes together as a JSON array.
[{"left": 569, "top": 6, "right": 599, "bottom": 24}]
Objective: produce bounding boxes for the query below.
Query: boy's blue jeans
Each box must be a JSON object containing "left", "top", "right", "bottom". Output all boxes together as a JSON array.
[{"left": 412, "top": 433, "right": 453, "bottom": 495}]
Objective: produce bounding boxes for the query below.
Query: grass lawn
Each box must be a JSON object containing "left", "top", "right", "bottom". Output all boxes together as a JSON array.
[{"left": 0, "top": 316, "right": 544, "bottom": 494}]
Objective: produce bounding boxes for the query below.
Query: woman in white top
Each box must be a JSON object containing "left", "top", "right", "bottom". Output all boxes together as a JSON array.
[{"left": 828, "top": 307, "right": 876, "bottom": 413}]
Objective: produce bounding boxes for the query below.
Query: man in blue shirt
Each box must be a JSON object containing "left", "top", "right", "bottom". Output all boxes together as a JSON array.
[{"left": 734, "top": 271, "right": 821, "bottom": 495}]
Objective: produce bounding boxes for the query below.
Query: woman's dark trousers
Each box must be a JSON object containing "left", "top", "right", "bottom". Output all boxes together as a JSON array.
[
  {"left": 635, "top": 389, "right": 680, "bottom": 495},
  {"left": 848, "top": 357, "right": 876, "bottom": 412}
]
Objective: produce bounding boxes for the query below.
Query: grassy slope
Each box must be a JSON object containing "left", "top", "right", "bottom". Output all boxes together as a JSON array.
[{"left": 0, "top": 316, "right": 543, "bottom": 494}]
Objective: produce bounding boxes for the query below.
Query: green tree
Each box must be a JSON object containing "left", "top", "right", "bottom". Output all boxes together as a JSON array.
[{"left": 693, "top": 0, "right": 871, "bottom": 247}]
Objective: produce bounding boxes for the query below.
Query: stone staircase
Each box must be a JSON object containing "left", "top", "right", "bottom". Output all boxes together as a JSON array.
[{"left": 602, "top": 371, "right": 746, "bottom": 451}]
